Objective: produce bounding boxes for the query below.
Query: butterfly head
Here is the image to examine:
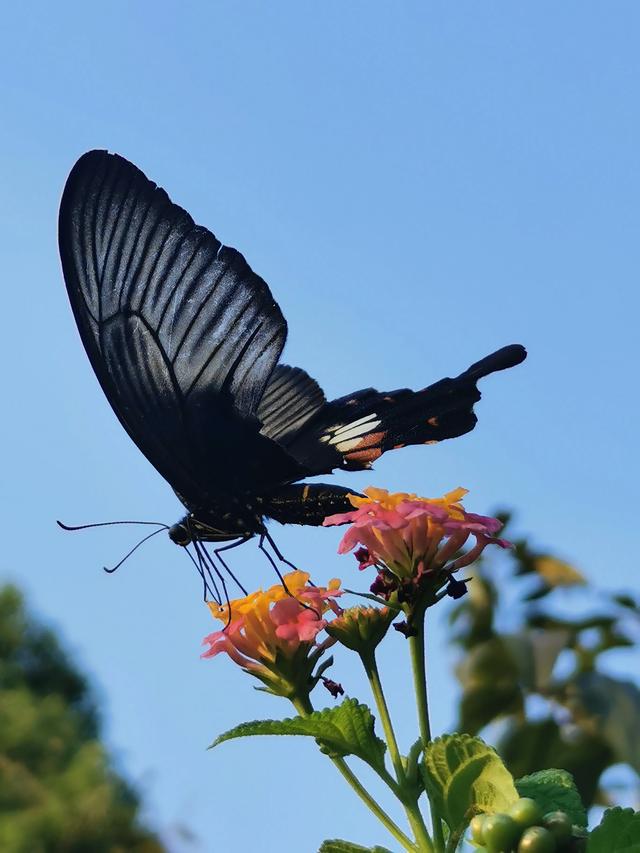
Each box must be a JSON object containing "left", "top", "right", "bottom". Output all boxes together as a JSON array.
[{"left": 168, "top": 521, "right": 192, "bottom": 546}]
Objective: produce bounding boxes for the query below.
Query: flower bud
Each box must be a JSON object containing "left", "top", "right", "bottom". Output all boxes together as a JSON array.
[{"left": 326, "top": 605, "right": 394, "bottom": 654}]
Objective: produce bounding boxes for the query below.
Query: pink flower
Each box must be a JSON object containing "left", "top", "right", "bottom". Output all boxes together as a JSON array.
[
  {"left": 202, "top": 571, "right": 343, "bottom": 699},
  {"left": 324, "top": 487, "right": 509, "bottom": 580}
]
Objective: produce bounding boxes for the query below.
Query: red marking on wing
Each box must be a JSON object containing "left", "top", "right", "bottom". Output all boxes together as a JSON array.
[
  {"left": 344, "top": 430, "right": 386, "bottom": 464},
  {"left": 345, "top": 447, "right": 383, "bottom": 463}
]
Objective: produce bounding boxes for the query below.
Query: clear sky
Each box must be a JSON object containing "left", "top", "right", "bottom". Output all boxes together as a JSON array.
[{"left": 0, "top": 2, "right": 637, "bottom": 850}]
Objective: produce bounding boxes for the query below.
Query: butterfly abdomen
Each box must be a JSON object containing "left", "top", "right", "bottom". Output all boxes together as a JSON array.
[{"left": 264, "top": 483, "right": 357, "bottom": 526}]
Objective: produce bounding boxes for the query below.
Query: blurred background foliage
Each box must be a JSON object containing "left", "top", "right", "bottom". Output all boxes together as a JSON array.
[
  {"left": 0, "top": 585, "right": 165, "bottom": 853},
  {"left": 449, "top": 512, "right": 640, "bottom": 812}
]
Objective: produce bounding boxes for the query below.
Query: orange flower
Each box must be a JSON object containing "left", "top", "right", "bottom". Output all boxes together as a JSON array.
[{"left": 202, "top": 571, "right": 342, "bottom": 699}]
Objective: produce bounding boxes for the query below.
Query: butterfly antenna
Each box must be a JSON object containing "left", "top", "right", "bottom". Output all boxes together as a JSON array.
[
  {"left": 57, "top": 519, "right": 169, "bottom": 532},
  {"left": 103, "top": 526, "right": 167, "bottom": 574}
]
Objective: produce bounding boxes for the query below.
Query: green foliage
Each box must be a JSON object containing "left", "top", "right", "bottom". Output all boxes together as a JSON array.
[
  {"left": 422, "top": 734, "right": 518, "bottom": 838},
  {"left": 212, "top": 698, "right": 387, "bottom": 774},
  {"left": 499, "top": 719, "right": 612, "bottom": 808},
  {"left": 0, "top": 585, "right": 164, "bottom": 852},
  {"left": 566, "top": 672, "right": 640, "bottom": 773},
  {"left": 449, "top": 513, "right": 640, "bottom": 809},
  {"left": 587, "top": 807, "right": 640, "bottom": 852},
  {"left": 319, "top": 841, "right": 393, "bottom": 853},
  {"left": 515, "top": 769, "right": 587, "bottom": 828}
]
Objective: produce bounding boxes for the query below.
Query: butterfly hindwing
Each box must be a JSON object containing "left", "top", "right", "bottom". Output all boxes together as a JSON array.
[
  {"left": 277, "top": 345, "right": 527, "bottom": 474},
  {"left": 257, "top": 364, "right": 327, "bottom": 445}
]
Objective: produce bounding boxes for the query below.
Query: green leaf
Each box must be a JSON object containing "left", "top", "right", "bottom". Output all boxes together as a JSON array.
[
  {"left": 423, "top": 734, "right": 518, "bottom": 836},
  {"left": 613, "top": 593, "right": 639, "bottom": 611},
  {"left": 455, "top": 635, "right": 523, "bottom": 732},
  {"left": 515, "top": 769, "right": 587, "bottom": 827},
  {"left": 458, "top": 682, "right": 523, "bottom": 734},
  {"left": 319, "top": 841, "right": 392, "bottom": 853},
  {"left": 588, "top": 807, "right": 640, "bottom": 852},
  {"left": 567, "top": 672, "right": 640, "bottom": 773},
  {"left": 211, "top": 699, "right": 387, "bottom": 774},
  {"left": 498, "top": 718, "right": 612, "bottom": 810},
  {"left": 458, "top": 630, "right": 568, "bottom": 696}
]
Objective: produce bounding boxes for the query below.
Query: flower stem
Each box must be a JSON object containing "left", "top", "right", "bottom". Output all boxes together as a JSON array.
[
  {"left": 405, "top": 803, "right": 435, "bottom": 853},
  {"left": 331, "top": 755, "right": 417, "bottom": 852},
  {"left": 362, "top": 651, "right": 405, "bottom": 783},
  {"left": 362, "top": 652, "right": 434, "bottom": 852},
  {"left": 408, "top": 628, "right": 431, "bottom": 745},
  {"left": 408, "top": 617, "right": 446, "bottom": 852},
  {"left": 291, "top": 697, "right": 416, "bottom": 852}
]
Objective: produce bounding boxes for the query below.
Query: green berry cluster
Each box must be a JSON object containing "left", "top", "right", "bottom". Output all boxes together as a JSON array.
[{"left": 469, "top": 798, "right": 585, "bottom": 852}]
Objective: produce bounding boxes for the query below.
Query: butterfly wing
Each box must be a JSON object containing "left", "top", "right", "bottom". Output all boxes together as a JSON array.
[
  {"left": 268, "top": 345, "right": 527, "bottom": 475},
  {"left": 59, "top": 151, "right": 303, "bottom": 503}
]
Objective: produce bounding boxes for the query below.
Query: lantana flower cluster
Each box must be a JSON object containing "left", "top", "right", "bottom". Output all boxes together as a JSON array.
[
  {"left": 202, "top": 570, "right": 342, "bottom": 699},
  {"left": 204, "top": 487, "right": 508, "bottom": 676},
  {"left": 323, "top": 486, "right": 509, "bottom": 610}
]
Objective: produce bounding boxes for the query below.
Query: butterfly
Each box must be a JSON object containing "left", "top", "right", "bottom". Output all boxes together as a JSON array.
[{"left": 59, "top": 150, "right": 526, "bottom": 585}]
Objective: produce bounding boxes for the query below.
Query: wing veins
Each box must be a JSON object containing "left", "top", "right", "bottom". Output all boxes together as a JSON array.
[
  {"left": 116, "top": 189, "right": 160, "bottom": 314},
  {"left": 96, "top": 166, "right": 137, "bottom": 300},
  {"left": 155, "top": 229, "right": 210, "bottom": 334},
  {"left": 135, "top": 202, "right": 189, "bottom": 315},
  {"left": 230, "top": 323, "right": 282, "bottom": 392},
  {"left": 170, "top": 255, "right": 229, "bottom": 367},
  {"left": 183, "top": 289, "right": 257, "bottom": 398},
  {"left": 84, "top": 158, "right": 113, "bottom": 328}
]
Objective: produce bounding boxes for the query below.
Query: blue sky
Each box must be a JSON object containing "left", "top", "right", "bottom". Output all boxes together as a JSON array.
[{"left": 0, "top": 2, "right": 637, "bottom": 850}]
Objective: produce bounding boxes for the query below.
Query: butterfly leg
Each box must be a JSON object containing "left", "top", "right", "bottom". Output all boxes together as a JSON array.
[
  {"left": 212, "top": 536, "right": 251, "bottom": 597},
  {"left": 262, "top": 529, "right": 299, "bottom": 573},
  {"left": 258, "top": 531, "right": 322, "bottom": 616},
  {"left": 183, "top": 541, "right": 223, "bottom": 603},
  {"left": 258, "top": 532, "right": 296, "bottom": 594}
]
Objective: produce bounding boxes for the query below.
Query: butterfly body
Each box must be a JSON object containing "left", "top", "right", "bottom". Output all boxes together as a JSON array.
[
  {"left": 168, "top": 482, "right": 358, "bottom": 545},
  {"left": 59, "top": 151, "right": 526, "bottom": 555}
]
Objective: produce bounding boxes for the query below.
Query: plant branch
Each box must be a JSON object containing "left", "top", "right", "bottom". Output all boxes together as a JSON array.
[{"left": 291, "top": 696, "right": 416, "bottom": 852}]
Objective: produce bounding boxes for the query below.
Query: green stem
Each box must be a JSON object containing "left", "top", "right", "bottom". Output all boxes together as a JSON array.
[
  {"left": 408, "top": 628, "right": 431, "bottom": 745},
  {"left": 362, "top": 651, "right": 406, "bottom": 783},
  {"left": 363, "top": 651, "right": 434, "bottom": 852},
  {"left": 292, "top": 697, "right": 416, "bottom": 852},
  {"left": 408, "top": 616, "right": 446, "bottom": 852},
  {"left": 405, "top": 804, "right": 435, "bottom": 853},
  {"left": 331, "top": 756, "right": 417, "bottom": 852}
]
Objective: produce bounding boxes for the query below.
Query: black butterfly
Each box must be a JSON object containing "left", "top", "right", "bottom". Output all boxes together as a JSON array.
[{"left": 59, "top": 151, "right": 525, "bottom": 584}]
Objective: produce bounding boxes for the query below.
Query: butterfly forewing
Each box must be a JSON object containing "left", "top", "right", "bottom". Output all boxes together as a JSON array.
[{"left": 59, "top": 151, "right": 302, "bottom": 502}]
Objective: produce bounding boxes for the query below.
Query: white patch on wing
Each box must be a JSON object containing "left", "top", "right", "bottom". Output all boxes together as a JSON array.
[
  {"left": 328, "top": 418, "right": 381, "bottom": 445},
  {"left": 332, "top": 413, "right": 379, "bottom": 435},
  {"left": 335, "top": 437, "right": 365, "bottom": 453}
]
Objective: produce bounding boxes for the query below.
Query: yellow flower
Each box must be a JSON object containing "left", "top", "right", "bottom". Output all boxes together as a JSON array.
[{"left": 202, "top": 571, "right": 342, "bottom": 700}]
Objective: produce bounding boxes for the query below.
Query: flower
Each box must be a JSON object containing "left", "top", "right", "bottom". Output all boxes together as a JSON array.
[
  {"left": 202, "top": 570, "right": 342, "bottom": 699},
  {"left": 324, "top": 487, "right": 509, "bottom": 612}
]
